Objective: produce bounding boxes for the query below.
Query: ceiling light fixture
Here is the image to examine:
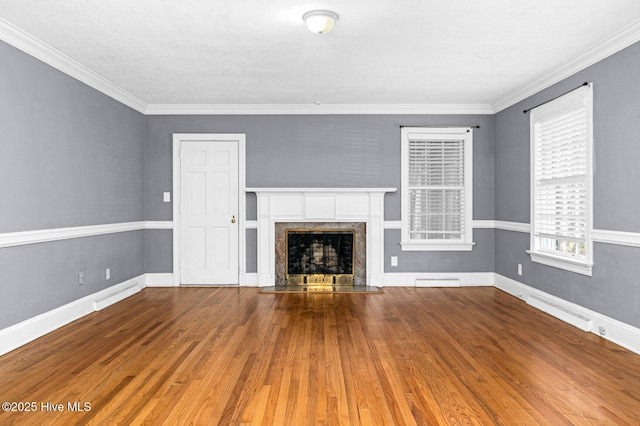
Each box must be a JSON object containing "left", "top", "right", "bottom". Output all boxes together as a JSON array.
[{"left": 303, "top": 10, "right": 338, "bottom": 34}]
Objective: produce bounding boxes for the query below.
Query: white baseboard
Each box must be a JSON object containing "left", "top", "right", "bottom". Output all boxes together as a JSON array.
[
  {"left": 3, "top": 271, "right": 638, "bottom": 358},
  {"left": 383, "top": 272, "right": 495, "bottom": 287},
  {"left": 494, "top": 274, "right": 640, "bottom": 356},
  {"left": 249, "top": 272, "right": 495, "bottom": 288},
  {"left": 247, "top": 272, "right": 494, "bottom": 288},
  {"left": 0, "top": 275, "right": 146, "bottom": 356},
  {"left": 143, "top": 272, "right": 258, "bottom": 287},
  {"left": 145, "top": 272, "right": 260, "bottom": 287},
  {"left": 244, "top": 273, "right": 259, "bottom": 286},
  {"left": 144, "top": 273, "right": 175, "bottom": 287}
]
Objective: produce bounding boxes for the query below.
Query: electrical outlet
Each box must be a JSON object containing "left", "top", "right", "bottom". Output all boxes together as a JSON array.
[
  {"left": 106, "top": 268, "right": 111, "bottom": 280},
  {"left": 78, "top": 271, "right": 85, "bottom": 285},
  {"left": 163, "top": 192, "right": 171, "bottom": 202},
  {"left": 391, "top": 256, "right": 398, "bottom": 266},
  {"left": 599, "top": 326, "right": 606, "bottom": 336},
  {"left": 517, "top": 263, "right": 523, "bottom": 276}
]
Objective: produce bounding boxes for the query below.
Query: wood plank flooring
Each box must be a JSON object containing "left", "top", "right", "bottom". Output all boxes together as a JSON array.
[{"left": 1, "top": 287, "right": 640, "bottom": 425}]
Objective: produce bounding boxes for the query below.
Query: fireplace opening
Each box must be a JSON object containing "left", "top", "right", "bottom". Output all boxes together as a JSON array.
[{"left": 286, "top": 229, "right": 355, "bottom": 286}]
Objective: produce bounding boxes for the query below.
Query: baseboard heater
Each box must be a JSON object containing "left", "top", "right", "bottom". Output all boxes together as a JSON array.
[
  {"left": 415, "top": 277, "right": 461, "bottom": 287},
  {"left": 93, "top": 283, "right": 141, "bottom": 311},
  {"left": 527, "top": 294, "right": 593, "bottom": 332}
]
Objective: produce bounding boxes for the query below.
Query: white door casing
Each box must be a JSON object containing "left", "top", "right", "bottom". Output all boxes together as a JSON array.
[{"left": 172, "top": 134, "right": 246, "bottom": 286}]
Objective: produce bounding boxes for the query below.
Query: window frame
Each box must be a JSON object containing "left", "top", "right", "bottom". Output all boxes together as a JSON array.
[
  {"left": 528, "top": 84, "right": 594, "bottom": 276},
  {"left": 400, "top": 127, "right": 474, "bottom": 251}
]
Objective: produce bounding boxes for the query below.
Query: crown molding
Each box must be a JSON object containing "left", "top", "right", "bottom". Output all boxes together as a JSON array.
[
  {"left": 492, "top": 18, "right": 640, "bottom": 113},
  {"left": 144, "top": 103, "right": 495, "bottom": 115},
  {"left": 0, "top": 17, "right": 147, "bottom": 114},
  {"left": 3, "top": 14, "right": 638, "bottom": 117}
]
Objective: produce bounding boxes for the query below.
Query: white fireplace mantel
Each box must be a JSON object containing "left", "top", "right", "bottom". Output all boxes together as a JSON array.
[{"left": 246, "top": 188, "right": 397, "bottom": 286}]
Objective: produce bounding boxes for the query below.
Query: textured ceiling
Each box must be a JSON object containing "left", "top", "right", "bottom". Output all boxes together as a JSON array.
[{"left": 1, "top": 0, "right": 640, "bottom": 109}]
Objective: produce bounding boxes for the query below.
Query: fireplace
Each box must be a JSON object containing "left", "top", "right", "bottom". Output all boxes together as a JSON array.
[
  {"left": 248, "top": 188, "right": 396, "bottom": 287},
  {"left": 275, "top": 222, "right": 366, "bottom": 286},
  {"left": 286, "top": 229, "right": 355, "bottom": 285}
]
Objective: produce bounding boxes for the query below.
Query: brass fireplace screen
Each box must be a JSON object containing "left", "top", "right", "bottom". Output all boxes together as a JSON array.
[{"left": 285, "top": 229, "right": 355, "bottom": 285}]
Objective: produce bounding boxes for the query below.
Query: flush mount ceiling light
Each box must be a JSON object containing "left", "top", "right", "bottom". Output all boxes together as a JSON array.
[{"left": 303, "top": 10, "right": 338, "bottom": 34}]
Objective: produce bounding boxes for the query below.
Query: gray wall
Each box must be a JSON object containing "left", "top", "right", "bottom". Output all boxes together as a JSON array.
[
  {"left": 494, "top": 42, "right": 640, "bottom": 328},
  {"left": 0, "top": 232, "right": 144, "bottom": 327},
  {"left": 144, "top": 114, "right": 495, "bottom": 273},
  {"left": 0, "top": 41, "right": 145, "bottom": 328}
]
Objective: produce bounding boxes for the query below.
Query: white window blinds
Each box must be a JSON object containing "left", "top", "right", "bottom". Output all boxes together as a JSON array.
[
  {"left": 401, "top": 127, "right": 473, "bottom": 251},
  {"left": 530, "top": 83, "right": 593, "bottom": 275},
  {"left": 408, "top": 138, "right": 465, "bottom": 240}
]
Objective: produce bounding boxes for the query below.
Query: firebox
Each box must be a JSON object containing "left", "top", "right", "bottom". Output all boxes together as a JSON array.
[{"left": 285, "top": 229, "right": 355, "bottom": 285}]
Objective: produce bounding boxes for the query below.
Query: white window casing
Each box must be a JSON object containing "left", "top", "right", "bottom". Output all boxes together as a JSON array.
[
  {"left": 401, "top": 127, "right": 474, "bottom": 251},
  {"left": 529, "top": 83, "right": 593, "bottom": 276}
]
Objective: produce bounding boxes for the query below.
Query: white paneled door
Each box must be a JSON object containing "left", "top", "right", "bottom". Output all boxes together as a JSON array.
[{"left": 179, "top": 140, "right": 239, "bottom": 285}]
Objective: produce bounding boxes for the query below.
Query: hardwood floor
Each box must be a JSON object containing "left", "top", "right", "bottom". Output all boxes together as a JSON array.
[{"left": 1, "top": 287, "right": 640, "bottom": 425}]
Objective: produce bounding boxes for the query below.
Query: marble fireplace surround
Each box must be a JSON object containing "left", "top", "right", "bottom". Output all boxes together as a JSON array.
[
  {"left": 247, "top": 188, "right": 397, "bottom": 287},
  {"left": 275, "top": 222, "right": 366, "bottom": 286}
]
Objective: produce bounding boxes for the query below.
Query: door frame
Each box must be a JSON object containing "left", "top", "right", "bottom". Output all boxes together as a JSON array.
[{"left": 172, "top": 133, "right": 246, "bottom": 286}]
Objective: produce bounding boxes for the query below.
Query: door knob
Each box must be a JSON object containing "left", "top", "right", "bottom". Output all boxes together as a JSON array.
[{"left": 231, "top": 215, "right": 236, "bottom": 224}]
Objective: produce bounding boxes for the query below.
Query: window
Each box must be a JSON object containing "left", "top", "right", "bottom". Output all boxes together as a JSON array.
[
  {"left": 401, "top": 127, "right": 473, "bottom": 251},
  {"left": 529, "top": 83, "right": 593, "bottom": 276}
]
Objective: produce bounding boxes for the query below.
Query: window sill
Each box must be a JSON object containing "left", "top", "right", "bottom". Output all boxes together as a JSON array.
[
  {"left": 401, "top": 241, "right": 475, "bottom": 252},
  {"left": 527, "top": 250, "right": 593, "bottom": 276}
]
